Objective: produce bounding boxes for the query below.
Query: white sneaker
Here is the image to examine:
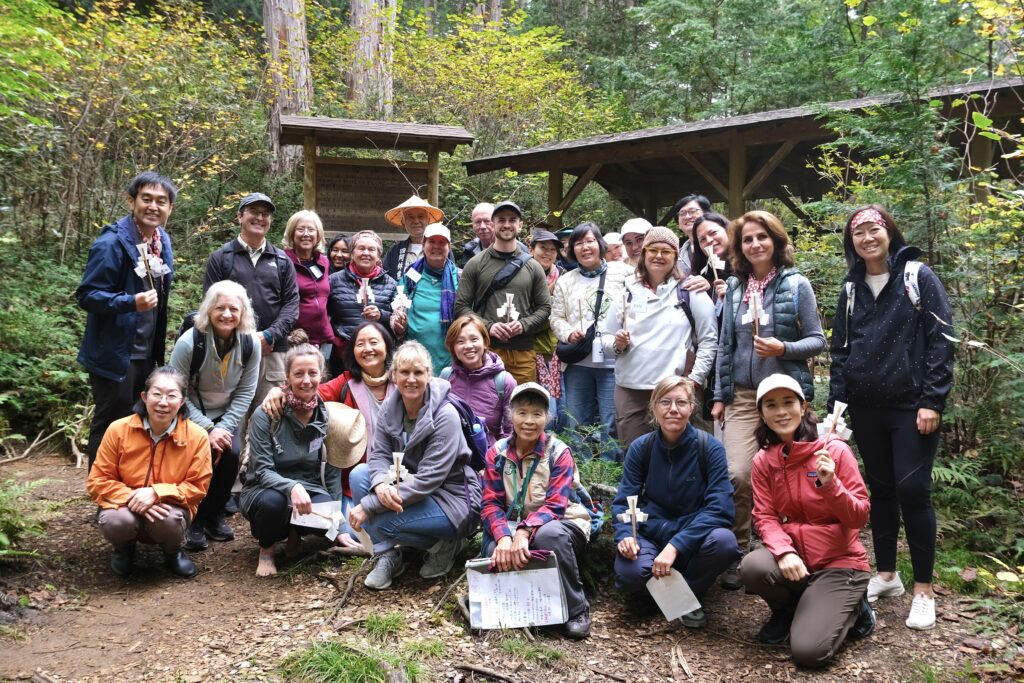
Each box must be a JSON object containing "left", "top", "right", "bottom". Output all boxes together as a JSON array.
[
  {"left": 365, "top": 549, "right": 405, "bottom": 590},
  {"left": 867, "top": 572, "right": 906, "bottom": 603},
  {"left": 905, "top": 592, "right": 936, "bottom": 630}
]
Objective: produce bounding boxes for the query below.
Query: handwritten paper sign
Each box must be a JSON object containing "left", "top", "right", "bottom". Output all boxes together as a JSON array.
[{"left": 466, "top": 556, "right": 568, "bottom": 630}]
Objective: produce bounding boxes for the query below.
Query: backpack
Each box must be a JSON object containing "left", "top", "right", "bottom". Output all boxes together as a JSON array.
[
  {"left": 442, "top": 394, "right": 492, "bottom": 471},
  {"left": 843, "top": 261, "right": 923, "bottom": 347},
  {"left": 177, "top": 312, "right": 255, "bottom": 413},
  {"left": 439, "top": 367, "right": 508, "bottom": 404},
  {"left": 625, "top": 281, "right": 699, "bottom": 375}
]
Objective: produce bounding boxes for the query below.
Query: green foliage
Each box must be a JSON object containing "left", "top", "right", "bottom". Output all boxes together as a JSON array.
[
  {"left": 0, "top": 479, "right": 46, "bottom": 559},
  {"left": 401, "top": 638, "right": 445, "bottom": 659},
  {"left": 497, "top": 635, "right": 563, "bottom": 664},
  {"left": 363, "top": 611, "right": 406, "bottom": 642},
  {"left": 279, "top": 640, "right": 422, "bottom": 683},
  {"left": 0, "top": 0, "right": 70, "bottom": 126}
]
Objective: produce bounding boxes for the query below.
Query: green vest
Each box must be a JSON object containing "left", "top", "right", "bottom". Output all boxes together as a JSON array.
[{"left": 718, "top": 267, "right": 813, "bottom": 404}]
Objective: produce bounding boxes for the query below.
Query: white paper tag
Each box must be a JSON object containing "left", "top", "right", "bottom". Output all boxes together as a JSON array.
[{"left": 646, "top": 569, "right": 701, "bottom": 621}]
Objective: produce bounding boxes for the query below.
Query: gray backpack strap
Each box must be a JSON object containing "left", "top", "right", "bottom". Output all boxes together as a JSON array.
[
  {"left": 440, "top": 367, "right": 453, "bottom": 381},
  {"left": 494, "top": 372, "right": 507, "bottom": 403}
]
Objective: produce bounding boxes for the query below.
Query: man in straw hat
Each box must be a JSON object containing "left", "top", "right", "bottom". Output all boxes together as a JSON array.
[{"left": 382, "top": 195, "right": 445, "bottom": 280}]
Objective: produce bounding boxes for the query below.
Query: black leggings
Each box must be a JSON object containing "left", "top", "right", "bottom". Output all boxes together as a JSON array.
[
  {"left": 850, "top": 406, "right": 940, "bottom": 584},
  {"left": 246, "top": 489, "right": 333, "bottom": 549},
  {"left": 193, "top": 429, "right": 242, "bottom": 526}
]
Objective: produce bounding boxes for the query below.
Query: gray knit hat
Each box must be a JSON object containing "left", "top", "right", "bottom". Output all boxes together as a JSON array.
[{"left": 642, "top": 226, "right": 679, "bottom": 251}]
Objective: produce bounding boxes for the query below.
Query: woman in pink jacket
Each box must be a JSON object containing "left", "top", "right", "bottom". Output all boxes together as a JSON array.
[{"left": 740, "top": 374, "right": 874, "bottom": 668}]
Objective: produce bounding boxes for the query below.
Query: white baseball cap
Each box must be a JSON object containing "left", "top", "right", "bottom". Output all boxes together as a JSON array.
[
  {"left": 620, "top": 217, "right": 653, "bottom": 237},
  {"left": 423, "top": 223, "right": 451, "bottom": 243},
  {"left": 755, "top": 374, "right": 806, "bottom": 406},
  {"left": 604, "top": 232, "right": 622, "bottom": 246}
]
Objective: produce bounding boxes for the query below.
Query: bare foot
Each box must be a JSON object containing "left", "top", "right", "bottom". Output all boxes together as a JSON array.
[
  {"left": 285, "top": 529, "right": 302, "bottom": 558},
  {"left": 256, "top": 548, "right": 277, "bottom": 577}
]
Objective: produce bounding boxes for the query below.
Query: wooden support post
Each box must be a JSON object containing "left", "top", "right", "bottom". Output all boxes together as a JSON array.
[
  {"left": 303, "top": 135, "right": 317, "bottom": 210},
  {"left": 743, "top": 139, "right": 796, "bottom": 199},
  {"left": 557, "top": 163, "right": 602, "bottom": 214},
  {"left": 644, "top": 191, "right": 659, "bottom": 224},
  {"left": 680, "top": 151, "right": 728, "bottom": 201},
  {"left": 967, "top": 130, "right": 995, "bottom": 204},
  {"left": 728, "top": 133, "right": 746, "bottom": 218},
  {"left": 547, "top": 170, "right": 564, "bottom": 229},
  {"left": 426, "top": 144, "right": 440, "bottom": 207}
]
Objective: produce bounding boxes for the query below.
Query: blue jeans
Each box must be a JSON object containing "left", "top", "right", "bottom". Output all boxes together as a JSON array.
[
  {"left": 563, "top": 364, "right": 620, "bottom": 462},
  {"left": 614, "top": 527, "right": 741, "bottom": 599},
  {"left": 349, "top": 464, "right": 456, "bottom": 554}
]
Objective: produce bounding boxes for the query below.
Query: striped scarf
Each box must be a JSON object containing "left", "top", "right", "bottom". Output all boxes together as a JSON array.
[{"left": 406, "top": 257, "right": 458, "bottom": 331}]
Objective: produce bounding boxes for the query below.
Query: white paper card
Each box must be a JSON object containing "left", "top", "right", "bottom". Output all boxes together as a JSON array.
[
  {"left": 290, "top": 500, "right": 342, "bottom": 536},
  {"left": 465, "top": 556, "right": 568, "bottom": 629},
  {"left": 353, "top": 527, "right": 374, "bottom": 554},
  {"left": 646, "top": 568, "right": 701, "bottom": 621}
]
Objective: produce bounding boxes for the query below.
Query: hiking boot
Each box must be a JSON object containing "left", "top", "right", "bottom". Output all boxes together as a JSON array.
[
  {"left": 848, "top": 594, "right": 875, "bottom": 640},
  {"left": 681, "top": 607, "right": 707, "bottom": 629},
  {"left": 905, "top": 593, "right": 936, "bottom": 630},
  {"left": 757, "top": 608, "right": 794, "bottom": 644},
  {"left": 719, "top": 560, "right": 742, "bottom": 590},
  {"left": 110, "top": 543, "right": 135, "bottom": 577},
  {"left": 420, "top": 538, "right": 465, "bottom": 579},
  {"left": 565, "top": 609, "right": 592, "bottom": 639},
  {"left": 365, "top": 549, "right": 405, "bottom": 590},
  {"left": 204, "top": 514, "right": 235, "bottom": 542},
  {"left": 867, "top": 572, "right": 905, "bottom": 603},
  {"left": 184, "top": 524, "right": 209, "bottom": 552},
  {"left": 164, "top": 551, "right": 198, "bottom": 579}
]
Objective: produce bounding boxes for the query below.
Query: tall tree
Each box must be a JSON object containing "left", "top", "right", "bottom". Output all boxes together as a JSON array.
[
  {"left": 349, "top": 0, "right": 397, "bottom": 118},
  {"left": 264, "top": 0, "right": 313, "bottom": 173}
]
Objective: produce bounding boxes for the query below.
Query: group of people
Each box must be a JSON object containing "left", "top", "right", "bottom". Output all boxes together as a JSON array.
[{"left": 80, "top": 172, "right": 954, "bottom": 667}]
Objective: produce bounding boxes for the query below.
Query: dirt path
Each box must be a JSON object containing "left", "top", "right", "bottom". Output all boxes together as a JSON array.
[{"left": 0, "top": 454, "right": 1000, "bottom": 682}]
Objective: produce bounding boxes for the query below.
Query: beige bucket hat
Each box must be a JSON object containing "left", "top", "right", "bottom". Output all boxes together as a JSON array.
[
  {"left": 385, "top": 195, "right": 445, "bottom": 227},
  {"left": 323, "top": 402, "right": 368, "bottom": 469}
]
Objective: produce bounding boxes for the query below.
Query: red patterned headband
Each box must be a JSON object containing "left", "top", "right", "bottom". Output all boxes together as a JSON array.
[{"left": 850, "top": 208, "right": 885, "bottom": 230}]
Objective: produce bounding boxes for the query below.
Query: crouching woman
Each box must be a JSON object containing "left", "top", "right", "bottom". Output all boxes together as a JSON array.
[
  {"left": 87, "top": 367, "right": 212, "bottom": 579},
  {"left": 613, "top": 376, "right": 740, "bottom": 628},
  {"left": 480, "top": 382, "right": 593, "bottom": 639},
  {"left": 348, "top": 341, "right": 482, "bottom": 590},
  {"left": 741, "top": 374, "right": 874, "bottom": 668}
]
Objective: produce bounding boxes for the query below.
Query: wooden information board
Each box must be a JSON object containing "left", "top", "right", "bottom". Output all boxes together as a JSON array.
[{"left": 315, "top": 159, "right": 429, "bottom": 241}]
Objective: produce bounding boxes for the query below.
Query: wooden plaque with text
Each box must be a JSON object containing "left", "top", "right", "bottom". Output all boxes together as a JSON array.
[{"left": 314, "top": 159, "right": 428, "bottom": 241}]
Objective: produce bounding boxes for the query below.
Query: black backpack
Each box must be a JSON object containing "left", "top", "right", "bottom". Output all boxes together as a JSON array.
[{"left": 177, "top": 312, "right": 255, "bottom": 412}]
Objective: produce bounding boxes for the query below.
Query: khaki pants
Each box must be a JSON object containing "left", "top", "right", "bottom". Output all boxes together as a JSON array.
[
  {"left": 722, "top": 387, "right": 760, "bottom": 549},
  {"left": 98, "top": 505, "right": 189, "bottom": 553},
  {"left": 614, "top": 385, "right": 654, "bottom": 450},
  {"left": 253, "top": 349, "right": 287, "bottom": 409},
  {"left": 741, "top": 548, "right": 869, "bottom": 668},
  {"left": 493, "top": 348, "right": 537, "bottom": 385}
]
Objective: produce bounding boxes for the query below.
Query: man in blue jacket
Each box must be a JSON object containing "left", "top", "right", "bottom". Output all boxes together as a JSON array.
[{"left": 77, "top": 171, "right": 177, "bottom": 469}]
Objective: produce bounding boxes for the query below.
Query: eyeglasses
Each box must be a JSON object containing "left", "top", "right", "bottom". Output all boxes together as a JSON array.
[
  {"left": 657, "top": 398, "right": 693, "bottom": 410},
  {"left": 148, "top": 391, "right": 183, "bottom": 403},
  {"left": 678, "top": 208, "right": 703, "bottom": 218},
  {"left": 645, "top": 248, "right": 677, "bottom": 259}
]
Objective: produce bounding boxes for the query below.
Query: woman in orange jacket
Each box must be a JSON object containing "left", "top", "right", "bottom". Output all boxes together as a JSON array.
[
  {"left": 739, "top": 374, "right": 873, "bottom": 668},
  {"left": 87, "top": 367, "right": 212, "bottom": 579}
]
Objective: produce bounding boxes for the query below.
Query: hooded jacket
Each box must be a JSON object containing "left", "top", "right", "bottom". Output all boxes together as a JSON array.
[
  {"left": 444, "top": 351, "right": 517, "bottom": 447},
  {"left": 76, "top": 216, "right": 174, "bottom": 381},
  {"left": 327, "top": 267, "right": 398, "bottom": 341},
  {"left": 87, "top": 412, "right": 211, "bottom": 519},
  {"left": 612, "top": 426, "right": 735, "bottom": 567},
  {"left": 828, "top": 245, "right": 954, "bottom": 412},
  {"left": 751, "top": 437, "right": 869, "bottom": 573},
  {"left": 286, "top": 249, "right": 334, "bottom": 346},
  {"left": 362, "top": 378, "right": 481, "bottom": 537}
]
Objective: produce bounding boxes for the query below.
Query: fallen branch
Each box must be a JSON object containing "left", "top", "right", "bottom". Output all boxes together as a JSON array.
[
  {"left": 0, "top": 427, "right": 63, "bottom": 466},
  {"left": 313, "top": 570, "right": 343, "bottom": 592},
  {"left": 430, "top": 569, "right": 466, "bottom": 614},
  {"left": 456, "top": 592, "right": 472, "bottom": 625},
  {"left": 334, "top": 617, "right": 367, "bottom": 631},
  {"left": 329, "top": 557, "right": 371, "bottom": 622},
  {"left": 586, "top": 665, "right": 628, "bottom": 682},
  {"left": 454, "top": 663, "right": 516, "bottom": 682}
]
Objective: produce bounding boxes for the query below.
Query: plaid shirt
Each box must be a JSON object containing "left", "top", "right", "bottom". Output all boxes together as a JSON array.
[{"left": 480, "top": 431, "right": 575, "bottom": 541}]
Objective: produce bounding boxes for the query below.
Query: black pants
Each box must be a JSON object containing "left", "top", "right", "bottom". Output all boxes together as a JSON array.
[
  {"left": 850, "top": 405, "right": 939, "bottom": 584},
  {"left": 87, "top": 360, "right": 154, "bottom": 469},
  {"left": 193, "top": 429, "right": 242, "bottom": 526},
  {"left": 246, "top": 489, "right": 332, "bottom": 549}
]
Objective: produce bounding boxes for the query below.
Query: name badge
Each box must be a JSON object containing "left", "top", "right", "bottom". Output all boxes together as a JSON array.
[
  {"left": 309, "top": 437, "right": 324, "bottom": 452},
  {"left": 309, "top": 265, "right": 323, "bottom": 280},
  {"left": 405, "top": 269, "right": 422, "bottom": 283},
  {"left": 807, "top": 471, "right": 817, "bottom": 478}
]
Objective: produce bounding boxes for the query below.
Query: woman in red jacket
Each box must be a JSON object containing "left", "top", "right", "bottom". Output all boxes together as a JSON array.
[{"left": 740, "top": 374, "right": 874, "bottom": 668}]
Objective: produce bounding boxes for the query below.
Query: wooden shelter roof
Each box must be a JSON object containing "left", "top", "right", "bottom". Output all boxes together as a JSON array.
[
  {"left": 280, "top": 115, "right": 474, "bottom": 153},
  {"left": 463, "top": 78, "right": 1024, "bottom": 223}
]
